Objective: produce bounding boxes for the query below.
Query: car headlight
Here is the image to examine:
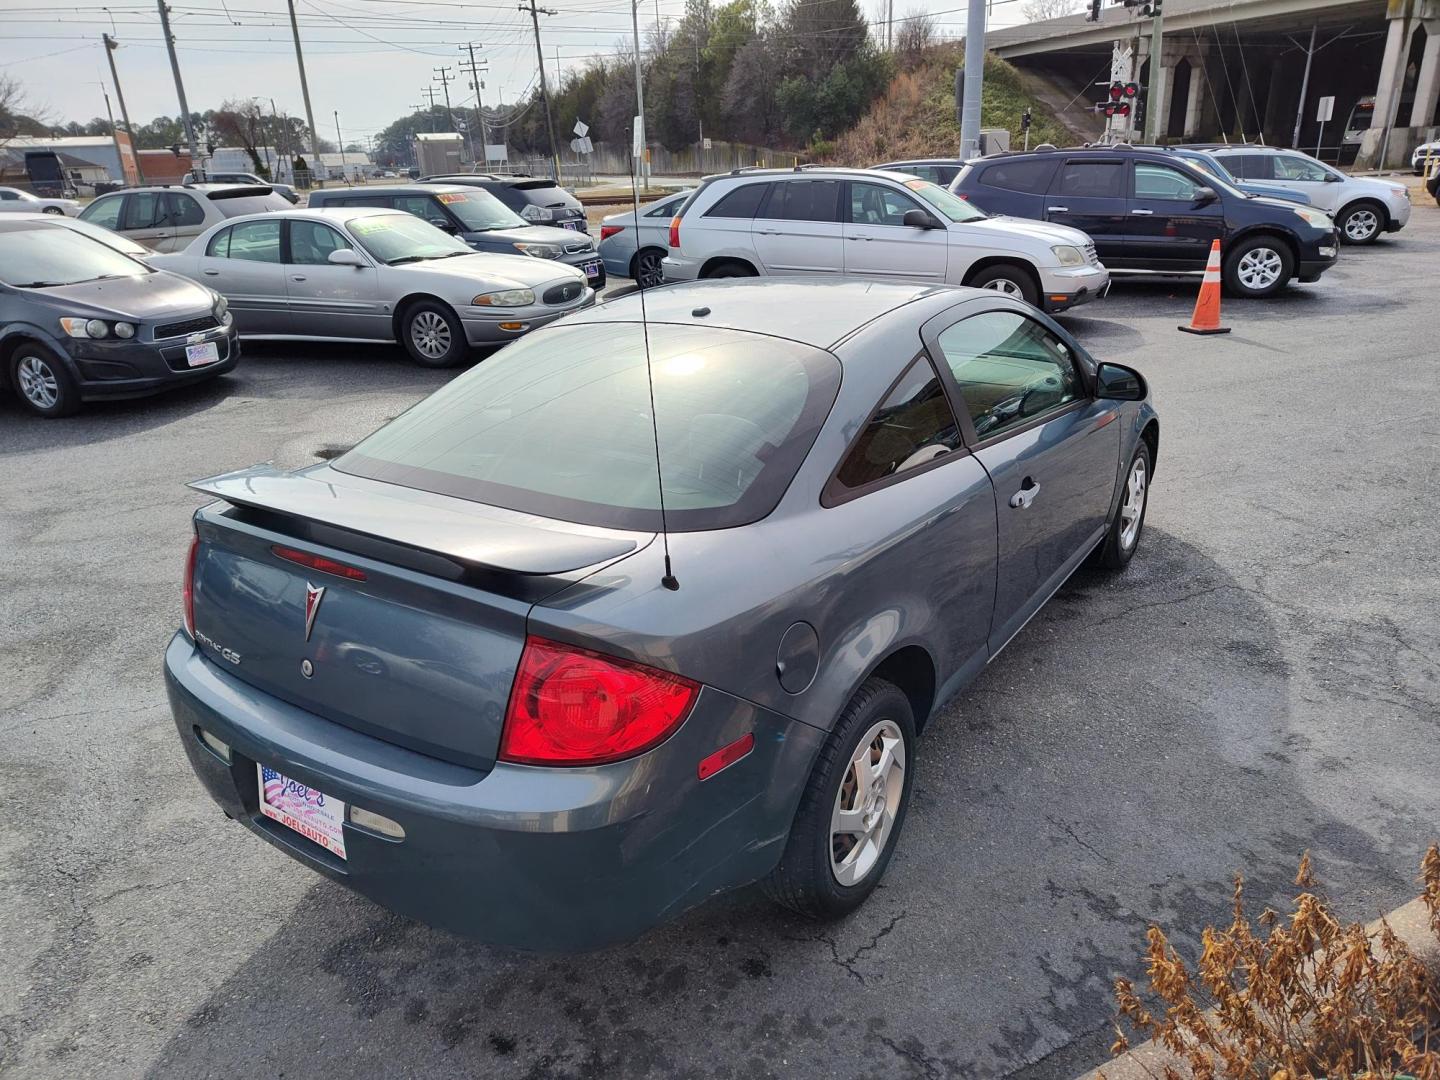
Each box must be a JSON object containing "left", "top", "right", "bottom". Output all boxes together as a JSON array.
[
  {"left": 113, "top": 321, "right": 136, "bottom": 338},
  {"left": 513, "top": 242, "right": 562, "bottom": 259},
  {"left": 1051, "top": 245, "right": 1087, "bottom": 267},
  {"left": 213, "top": 295, "right": 233, "bottom": 325},
  {"left": 473, "top": 288, "right": 536, "bottom": 307},
  {"left": 59, "top": 317, "right": 111, "bottom": 339},
  {"left": 519, "top": 205, "right": 554, "bottom": 222},
  {"left": 1292, "top": 207, "right": 1332, "bottom": 229}
]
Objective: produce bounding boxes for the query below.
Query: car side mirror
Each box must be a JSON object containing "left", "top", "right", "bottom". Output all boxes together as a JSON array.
[
  {"left": 902, "top": 208, "right": 940, "bottom": 229},
  {"left": 327, "top": 248, "right": 364, "bottom": 267},
  {"left": 1323, "top": 172, "right": 1342, "bottom": 182},
  {"left": 1095, "top": 362, "right": 1145, "bottom": 401},
  {"left": 1193, "top": 186, "right": 1219, "bottom": 206}
]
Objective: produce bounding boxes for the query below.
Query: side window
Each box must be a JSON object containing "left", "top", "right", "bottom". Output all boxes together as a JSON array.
[
  {"left": 224, "top": 219, "right": 282, "bottom": 263},
  {"left": 761, "top": 180, "right": 841, "bottom": 222},
  {"left": 394, "top": 195, "right": 451, "bottom": 227},
  {"left": 980, "top": 159, "right": 1056, "bottom": 194},
  {"left": 337, "top": 196, "right": 390, "bottom": 208},
  {"left": 1273, "top": 154, "right": 1328, "bottom": 182},
  {"left": 1230, "top": 154, "right": 1275, "bottom": 181},
  {"left": 0, "top": 190, "right": 19, "bottom": 201},
  {"left": 848, "top": 181, "right": 923, "bottom": 226},
  {"left": 1133, "top": 163, "right": 1202, "bottom": 201},
  {"left": 645, "top": 196, "right": 682, "bottom": 217},
  {"left": 167, "top": 192, "right": 206, "bottom": 227},
  {"left": 122, "top": 191, "right": 172, "bottom": 230},
  {"left": 834, "top": 357, "right": 962, "bottom": 491},
  {"left": 80, "top": 195, "right": 123, "bottom": 229},
  {"left": 289, "top": 220, "right": 353, "bottom": 265},
  {"left": 935, "top": 311, "right": 1081, "bottom": 441},
  {"left": 705, "top": 183, "right": 769, "bottom": 219},
  {"left": 206, "top": 226, "right": 232, "bottom": 258},
  {"left": 1055, "top": 161, "right": 1125, "bottom": 199}
]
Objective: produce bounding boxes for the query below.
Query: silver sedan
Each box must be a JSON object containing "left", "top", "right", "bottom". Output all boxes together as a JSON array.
[
  {"left": 0, "top": 186, "right": 80, "bottom": 216},
  {"left": 149, "top": 207, "right": 594, "bottom": 367}
]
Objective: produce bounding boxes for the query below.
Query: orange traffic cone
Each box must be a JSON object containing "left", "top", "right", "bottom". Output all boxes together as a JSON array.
[{"left": 1179, "top": 239, "right": 1231, "bottom": 336}]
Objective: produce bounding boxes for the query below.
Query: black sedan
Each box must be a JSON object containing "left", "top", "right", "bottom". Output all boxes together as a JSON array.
[{"left": 0, "top": 219, "right": 238, "bottom": 417}]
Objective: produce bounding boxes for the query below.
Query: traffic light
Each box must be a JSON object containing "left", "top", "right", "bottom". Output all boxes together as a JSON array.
[{"left": 1021, "top": 108, "right": 1032, "bottom": 131}]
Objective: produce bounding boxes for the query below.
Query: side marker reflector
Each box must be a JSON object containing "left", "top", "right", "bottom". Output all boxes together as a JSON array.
[{"left": 697, "top": 733, "right": 755, "bottom": 781}]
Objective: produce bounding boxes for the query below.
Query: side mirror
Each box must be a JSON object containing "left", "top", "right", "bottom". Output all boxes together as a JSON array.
[
  {"left": 1323, "top": 172, "right": 1342, "bottom": 182},
  {"left": 902, "top": 208, "right": 940, "bottom": 229},
  {"left": 1193, "top": 186, "right": 1219, "bottom": 206},
  {"left": 1095, "top": 362, "right": 1146, "bottom": 401},
  {"left": 327, "top": 248, "right": 365, "bottom": 267}
]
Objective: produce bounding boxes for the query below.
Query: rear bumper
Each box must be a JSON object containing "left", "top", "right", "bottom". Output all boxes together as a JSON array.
[
  {"left": 164, "top": 633, "right": 824, "bottom": 950},
  {"left": 659, "top": 254, "right": 700, "bottom": 283}
]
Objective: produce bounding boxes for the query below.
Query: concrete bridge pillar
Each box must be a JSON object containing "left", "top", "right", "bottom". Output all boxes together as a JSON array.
[
  {"left": 1183, "top": 47, "right": 1207, "bottom": 137},
  {"left": 1358, "top": 0, "right": 1440, "bottom": 167},
  {"left": 1410, "top": 21, "right": 1440, "bottom": 127}
]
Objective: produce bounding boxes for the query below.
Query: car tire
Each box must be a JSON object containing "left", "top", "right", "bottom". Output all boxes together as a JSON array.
[
  {"left": 1336, "top": 200, "right": 1385, "bottom": 244},
  {"left": 764, "top": 677, "right": 916, "bottom": 920},
  {"left": 400, "top": 300, "right": 466, "bottom": 368},
  {"left": 1092, "top": 439, "right": 1151, "bottom": 571},
  {"left": 630, "top": 247, "right": 667, "bottom": 289},
  {"left": 42, "top": 206, "right": 64, "bottom": 216},
  {"left": 703, "top": 260, "right": 756, "bottom": 279},
  {"left": 967, "top": 262, "right": 1040, "bottom": 306},
  {"left": 1221, "top": 235, "right": 1294, "bottom": 298},
  {"left": 10, "top": 343, "right": 81, "bottom": 418}
]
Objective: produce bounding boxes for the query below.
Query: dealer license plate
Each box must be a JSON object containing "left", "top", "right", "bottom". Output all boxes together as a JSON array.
[
  {"left": 185, "top": 341, "right": 220, "bottom": 367},
  {"left": 257, "top": 764, "right": 347, "bottom": 859},
  {"left": 583, "top": 261, "right": 601, "bottom": 279},
  {"left": 561, "top": 220, "right": 580, "bottom": 231}
]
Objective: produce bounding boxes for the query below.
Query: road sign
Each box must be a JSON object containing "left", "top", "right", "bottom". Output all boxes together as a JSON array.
[
  {"left": 703, "top": 137, "right": 713, "bottom": 150},
  {"left": 1316, "top": 96, "right": 1335, "bottom": 123},
  {"left": 573, "top": 119, "right": 589, "bottom": 137}
]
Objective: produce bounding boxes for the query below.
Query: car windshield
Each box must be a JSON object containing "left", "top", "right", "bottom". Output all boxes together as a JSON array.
[
  {"left": 344, "top": 213, "right": 471, "bottom": 263},
  {"left": 905, "top": 178, "right": 987, "bottom": 222},
  {"left": 335, "top": 321, "right": 842, "bottom": 531},
  {"left": 434, "top": 189, "right": 526, "bottom": 231},
  {"left": 0, "top": 224, "right": 149, "bottom": 287}
]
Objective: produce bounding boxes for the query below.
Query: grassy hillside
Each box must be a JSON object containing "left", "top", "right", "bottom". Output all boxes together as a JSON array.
[{"left": 828, "top": 46, "right": 1070, "bottom": 165}]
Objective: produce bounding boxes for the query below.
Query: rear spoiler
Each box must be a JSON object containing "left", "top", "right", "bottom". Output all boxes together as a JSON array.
[{"left": 189, "top": 464, "right": 640, "bottom": 575}]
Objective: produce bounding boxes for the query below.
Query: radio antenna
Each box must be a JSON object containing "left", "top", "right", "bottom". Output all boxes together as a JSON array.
[{"left": 630, "top": 114, "right": 678, "bottom": 591}]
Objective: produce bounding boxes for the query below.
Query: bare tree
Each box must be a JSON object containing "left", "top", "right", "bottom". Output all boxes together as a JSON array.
[
  {"left": 894, "top": 9, "right": 936, "bottom": 63},
  {"left": 210, "top": 98, "right": 270, "bottom": 176},
  {"left": 1020, "top": 0, "right": 1081, "bottom": 22},
  {"left": 0, "top": 74, "right": 49, "bottom": 149}
]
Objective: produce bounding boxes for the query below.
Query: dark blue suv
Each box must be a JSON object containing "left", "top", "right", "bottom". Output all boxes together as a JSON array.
[{"left": 950, "top": 146, "right": 1340, "bottom": 298}]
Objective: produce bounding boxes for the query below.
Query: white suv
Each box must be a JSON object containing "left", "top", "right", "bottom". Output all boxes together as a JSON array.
[
  {"left": 1207, "top": 147, "right": 1410, "bottom": 245},
  {"left": 660, "top": 167, "right": 1110, "bottom": 313}
]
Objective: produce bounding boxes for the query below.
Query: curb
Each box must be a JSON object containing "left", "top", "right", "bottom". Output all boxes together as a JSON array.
[{"left": 1076, "top": 897, "right": 1439, "bottom": 1080}]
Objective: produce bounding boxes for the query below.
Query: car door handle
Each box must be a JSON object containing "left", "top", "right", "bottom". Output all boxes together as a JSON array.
[
  {"left": 845, "top": 235, "right": 872, "bottom": 240},
  {"left": 291, "top": 275, "right": 306, "bottom": 282},
  {"left": 1047, "top": 206, "right": 1069, "bottom": 213},
  {"left": 202, "top": 269, "right": 220, "bottom": 276},
  {"left": 755, "top": 228, "right": 780, "bottom": 235},
  {"left": 1009, "top": 478, "right": 1040, "bottom": 510},
  {"left": 1130, "top": 209, "right": 1155, "bottom": 216}
]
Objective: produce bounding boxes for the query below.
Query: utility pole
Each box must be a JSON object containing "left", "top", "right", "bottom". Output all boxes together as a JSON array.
[
  {"left": 420, "top": 85, "right": 440, "bottom": 133},
  {"left": 334, "top": 110, "right": 347, "bottom": 181},
  {"left": 285, "top": 0, "right": 324, "bottom": 186},
  {"left": 156, "top": 1, "right": 201, "bottom": 177},
  {"left": 270, "top": 97, "right": 287, "bottom": 182},
  {"left": 958, "top": 0, "right": 985, "bottom": 159},
  {"left": 102, "top": 34, "right": 144, "bottom": 183},
  {"left": 887, "top": 0, "right": 894, "bottom": 50},
  {"left": 461, "top": 43, "right": 490, "bottom": 168},
  {"left": 433, "top": 66, "right": 458, "bottom": 133},
  {"left": 1143, "top": 0, "right": 1166, "bottom": 142},
  {"left": 99, "top": 82, "right": 123, "bottom": 185},
  {"left": 629, "top": 0, "right": 648, "bottom": 190},
  {"left": 520, "top": 0, "right": 562, "bottom": 182}
]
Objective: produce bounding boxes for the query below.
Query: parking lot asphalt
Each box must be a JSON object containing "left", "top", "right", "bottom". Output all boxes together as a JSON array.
[{"left": 3, "top": 209, "right": 1439, "bottom": 1080}]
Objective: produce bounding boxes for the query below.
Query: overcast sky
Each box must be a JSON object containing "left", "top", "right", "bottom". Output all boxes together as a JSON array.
[{"left": 1, "top": 0, "right": 1042, "bottom": 144}]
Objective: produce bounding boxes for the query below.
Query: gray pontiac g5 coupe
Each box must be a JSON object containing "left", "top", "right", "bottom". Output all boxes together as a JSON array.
[{"left": 164, "top": 278, "right": 1158, "bottom": 949}]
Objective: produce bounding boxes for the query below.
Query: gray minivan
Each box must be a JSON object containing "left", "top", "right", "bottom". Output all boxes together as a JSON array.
[{"left": 307, "top": 184, "right": 604, "bottom": 287}]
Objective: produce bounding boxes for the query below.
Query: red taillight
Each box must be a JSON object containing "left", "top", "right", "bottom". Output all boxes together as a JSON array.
[
  {"left": 956, "top": 192, "right": 970, "bottom": 201},
  {"left": 271, "top": 544, "right": 367, "bottom": 581},
  {"left": 668, "top": 215, "right": 681, "bottom": 248},
  {"left": 500, "top": 636, "right": 699, "bottom": 766},
  {"left": 183, "top": 532, "right": 198, "bottom": 639},
  {"left": 600, "top": 224, "right": 623, "bottom": 241}
]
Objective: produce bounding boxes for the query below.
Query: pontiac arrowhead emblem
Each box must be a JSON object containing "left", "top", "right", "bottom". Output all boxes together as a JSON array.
[{"left": 304, "top": 582, "right": 325, "bottom": 642}]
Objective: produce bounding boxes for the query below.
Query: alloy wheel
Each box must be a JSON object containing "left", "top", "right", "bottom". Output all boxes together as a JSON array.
[
  {"left": 1119, "top": 456, "right": 1147, "bottom": 550},
  {"left": 1236, "top": 247, "right": 1283, "bottom": 292},
  {"left": 982, "top": 277, "right": 1024, "bottom": 297},
  {"left": 409, "top": 310, "right": 451, "bottom": 360},
  {"left": 636, "top": 250, "right": 665, "bottom": 289},
  {"left": 830, "top": 719, "right": 906, "bottom": 887},
  {"left": 42, "top": 206, "right": 64, "bottom": 216},
  {"left": 1344, "top": 209, "right": 1379, "bottom": 241},
  {"left": 16, "top": 354, "right": 59, "bottom": 411}
]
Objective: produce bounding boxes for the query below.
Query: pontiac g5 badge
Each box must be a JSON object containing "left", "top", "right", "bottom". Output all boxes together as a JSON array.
[{"left": 304, "top": 583, "right": 325, "bottom": 642}]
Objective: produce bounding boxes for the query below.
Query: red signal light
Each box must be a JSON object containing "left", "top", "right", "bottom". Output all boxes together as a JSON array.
[
  {"left": 1110, "top": 81, "right": 1124, "bottom": 101},
  {"left": 1124, "top": 82, "right": 1140, "bottom": 98},
  {"left": 599, "top": 224, "right": 624, "bottom": 241},
  {"left": 1118, "top": 102, "right": 1131, "bottom": 117},
  {"left": 183, "top": 532, "right": 199, "bottom": 639},
  {"left": 500, "top": 637, "right": 699, "bottom": 766},
  {"left": 271, "top": 545, "right": 368, "bottom": 582},
  {"left": 668, "top": 215, "right": 681, "bottom": 248}
]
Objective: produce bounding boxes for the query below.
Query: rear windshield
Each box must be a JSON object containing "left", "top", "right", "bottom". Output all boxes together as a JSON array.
[
  {"left": 212, "top": 192, "right": 293, "bottom": 218},
  {"left": 507, "top": 181, "right": 578, "bottom": 207},
  {"left": 336, "top": 322, "right": 841, "bottom": 531}
]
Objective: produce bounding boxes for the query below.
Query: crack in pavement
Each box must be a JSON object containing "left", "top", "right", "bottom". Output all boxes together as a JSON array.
[{"left": 1044, "top": 816, "right": 1111, "bottom": 866}]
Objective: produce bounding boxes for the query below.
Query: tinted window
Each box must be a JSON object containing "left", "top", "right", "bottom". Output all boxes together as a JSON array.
[
  {"left": 211, "top": 192, "right": 292, "bottom": 218},
  {"left": 891, "top": 164, "right": 958, "bottom": 185},
  {"left": 80, "top": 194, "right": 123, "bottom": 230},
  {"left": 1228, "top": 154, "right": 1275, "bottom": 181},
  {"left": 645, "top": 194, "right": 687, "bottom": 217},
  {"left": 289, "top": 220, "right": 353, "bottom": 264},
  {"left": 123, "top": 191, "right": 172, "bottom": 230},
  {"left": 336, "top": 322, "right": 841, "bottom": 532},
  {"left": 849, "top": 181, "right": 923, "bottom": 226},
  {"left": 334, "top": 195, "right": 391, "bottom": 208},
  {"left": 224, "top": 219, "right": 281, "bottom": 263},
  {"left": 395, "top": 194, "right": 453, "bottom": 227},
  {"left": 835, "top": 357, "right": 961, "bottom": 491},
  {"left": 0, "top": 191, "right": 20, "bottom": 201},
  {"left": 1133, "top": 163, "right": 1202, "bottom": 200},
  {"left": 167, "top": 192, "right": 206, "bottom": 227},
  {"left": 936, "top": 311, "right": 1081, "bottom": 440},
  {"left": 762, "top": 180, "right": 841, "bottom": 222},
  {"left": 980, "top": 159, "right": 1056, "bottom": 194},
  {"left": 706, "top": 183, "right": 769, "bottom": 219},
  {"left": 1273, "top": 154, "right": 1329, "bottom": 181},
  {"left": 1057, "top": 161, "right": 1125, "bottom": 198}
]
